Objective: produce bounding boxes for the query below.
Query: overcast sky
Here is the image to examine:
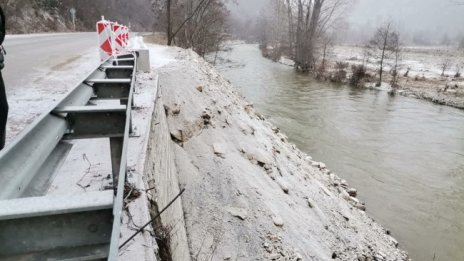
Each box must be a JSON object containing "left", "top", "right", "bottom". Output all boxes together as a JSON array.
[
  {"left": 349, "top": 0, "right": 464, "bottom": 35},
  {"left": 231, "top": 0, "right": 464, "bottom": 35}
]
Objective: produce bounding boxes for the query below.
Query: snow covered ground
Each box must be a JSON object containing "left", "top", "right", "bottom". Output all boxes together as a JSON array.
[
  {"left": 330, "top": 45, "right": 464, "bottom": 109},
  {"left": 332, "top": 45, "right": 463, "bottom": 79}
]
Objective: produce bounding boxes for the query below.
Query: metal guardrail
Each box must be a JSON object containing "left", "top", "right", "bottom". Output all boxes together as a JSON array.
[{"left": 0, "top": 53, "right": 138, "bottom": 260}]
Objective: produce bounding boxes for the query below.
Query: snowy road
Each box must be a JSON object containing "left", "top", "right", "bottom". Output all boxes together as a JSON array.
[
  {"left": 3, "top": 33, "right": 100, "bottom": 142},
  {"left": 3, "top": 32, "right": 97, "bottom": 89}
]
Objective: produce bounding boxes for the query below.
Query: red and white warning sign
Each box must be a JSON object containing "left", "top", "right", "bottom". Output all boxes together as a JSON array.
[
  {"left": 96, "top": 17, "right": 131, "bottom": 61},
  {"left": 96, "top": 18, "right": 113, "bottom": 61},
  {"left": 112, "top": 22, "right": 124, "bottom": 55}
]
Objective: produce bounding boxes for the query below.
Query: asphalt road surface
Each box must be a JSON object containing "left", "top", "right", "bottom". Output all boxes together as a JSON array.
[
  {"left": 3, "top": 32, "right": 97, "bottom": 90},
  {"left": 2, "top": 32, "right": 100, "bottom": 142}
]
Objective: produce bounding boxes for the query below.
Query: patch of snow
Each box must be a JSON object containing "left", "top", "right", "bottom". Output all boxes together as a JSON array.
[
  {"left": 128, "top": 35, "right": 148, "bottom": 50},
  {"left": 279, "top": 56, "right": 295, "bottom": 67},
  {"left": 146, "top": 44, "right": 177, "bottom": 68}
]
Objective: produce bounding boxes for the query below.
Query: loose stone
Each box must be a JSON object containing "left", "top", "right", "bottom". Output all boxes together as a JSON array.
[
  {"left": 348, "top": 188, "right": 358, "bottom": 197},
  {"left": 273, "top": 216, "right": 284, "bottom": 227}
]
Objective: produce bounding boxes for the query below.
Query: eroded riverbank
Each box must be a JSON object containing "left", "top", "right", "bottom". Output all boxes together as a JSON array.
[
  {"left": 215, "top": 44, "right": 464, "bottom": 261},
  {"left": 154, "top": 45, "right": 408, "bottom": 260}
]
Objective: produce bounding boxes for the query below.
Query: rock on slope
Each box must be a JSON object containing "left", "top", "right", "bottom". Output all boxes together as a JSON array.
[{"left": 156, "top": 47, "right": 409, "bottom": 260}]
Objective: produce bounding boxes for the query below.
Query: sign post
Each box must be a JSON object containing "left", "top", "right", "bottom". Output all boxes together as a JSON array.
[{"left": 70, "top": 8, "right": 76, "bottom": 31}]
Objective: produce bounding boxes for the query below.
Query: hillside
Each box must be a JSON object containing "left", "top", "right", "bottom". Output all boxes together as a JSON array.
[{"left": 0, "top": 0, "right": 155, "bottom": 33}]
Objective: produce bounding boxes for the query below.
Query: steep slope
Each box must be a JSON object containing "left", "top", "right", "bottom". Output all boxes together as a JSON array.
[
  {"left": 1, "top": 0, "right": 154, "bottom": 33},
  {"left": 154, "top": 46, "right": 410, "bottom": 260}
]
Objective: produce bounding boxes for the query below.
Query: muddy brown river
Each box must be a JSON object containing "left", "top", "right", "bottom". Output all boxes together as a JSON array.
[{"left": 216, "top": 44, "right": 464, "bottom": 261}]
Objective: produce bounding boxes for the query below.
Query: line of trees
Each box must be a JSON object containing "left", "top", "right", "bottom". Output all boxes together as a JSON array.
[
  {"left": 257, "top": 0, "right": 350, "bottom": 72},
  {"left": 152, "top": 0, "right": 229, "bottom": 57}
]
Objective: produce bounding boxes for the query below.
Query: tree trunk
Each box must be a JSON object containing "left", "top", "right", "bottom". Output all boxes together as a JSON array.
[
  {"left": 379, "top": 34, "right": 388, "bottom": 86},
  {"left": 167, "top": 0, "right": 172, "bottom": 45},
  {"left": 286, "top": 0, "right": 294, "bottom": 59},
  {"left": 293, "top": 0, "right": 323, "bottom": 72},
  {"left": 295, "top": 0, "right": 303, "bottom": 70}
]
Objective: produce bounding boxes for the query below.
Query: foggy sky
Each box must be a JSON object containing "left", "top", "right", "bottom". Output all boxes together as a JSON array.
[
  {"left": 231, "top": 0, "right": 464, "bottom": 36},
  {"left": 350, "top": 0, "right": 464, "bottom": 35},
  {"left": 228, "top": 0, "right": 267, "bottom": 20}
]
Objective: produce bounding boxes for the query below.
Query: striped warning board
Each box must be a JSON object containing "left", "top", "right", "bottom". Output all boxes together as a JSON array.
[
  {"left": 113, "top": 23, "right": 124, "bottom": 55},
  {"left": 97, "top": 19, "right": 113, "bottom": 61},
  {"left": 97, "top": 18, "right": 131, "bottom": 61}
]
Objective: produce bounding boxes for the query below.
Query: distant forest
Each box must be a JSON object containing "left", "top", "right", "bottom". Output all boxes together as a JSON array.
[{"left": 0, "top": 0, "right": 154, "bottom": 33}]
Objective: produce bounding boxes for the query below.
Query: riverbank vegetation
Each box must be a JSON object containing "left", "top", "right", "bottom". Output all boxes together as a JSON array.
[
  {"left": 151, "top": 0, "right": 229, "bottom": 57},
  {"left": 333, "top": 44, "right": 464, "bottom": 108},
  {"left": 255, "top": 0, "right": 350, "bottom": 72},
  {"left": 243, "top": 0, "right": 464, "bottom": 109}
]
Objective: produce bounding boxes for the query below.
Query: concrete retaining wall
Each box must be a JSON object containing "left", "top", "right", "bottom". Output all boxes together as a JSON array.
[{"left": 144, "top": 77, "right": 190, "bottom": 261}]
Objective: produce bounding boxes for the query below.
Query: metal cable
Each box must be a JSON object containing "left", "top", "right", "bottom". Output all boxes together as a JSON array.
[{"left": 119, "top": 188, "right": 186, "bottom": 250}]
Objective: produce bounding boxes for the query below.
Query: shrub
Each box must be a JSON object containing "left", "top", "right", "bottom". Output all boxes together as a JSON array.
[
  {"left": 350, "top": 64, "right": 366, "bottom": 86},
  {"left": 331, "top": 62, "right": 349, "bottom": 83}
]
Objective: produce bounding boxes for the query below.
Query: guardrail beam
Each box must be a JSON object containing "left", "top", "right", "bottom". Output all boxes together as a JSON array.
[
  {"left": 0, "top": 53, "right": 137, "bottom": 260},
  {"left": 55, "top": 105, "right": 127, "bottom": 140},
  {"left": 93, "top": 82, "right": 131, "bottom": 100},
  {"left": 0, "top": 191, "right": 113, "bottom": 260},
  {"left": 105, "top": 68, "right": 133, "bottom": 79}
]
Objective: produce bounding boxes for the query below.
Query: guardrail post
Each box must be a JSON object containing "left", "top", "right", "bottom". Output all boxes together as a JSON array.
[{"left": 110, "top": 137, "right": 124, "bottom": 194}]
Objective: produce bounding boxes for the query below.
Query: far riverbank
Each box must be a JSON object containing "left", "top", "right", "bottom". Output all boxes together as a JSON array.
[{"left": 262, "top": 44, "right": 464, "bottom": 110}]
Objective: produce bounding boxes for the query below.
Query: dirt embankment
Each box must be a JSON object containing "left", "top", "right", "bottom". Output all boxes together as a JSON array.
[
  {"left": 2, "top": 0, "right": 154, "bottom": 33},
  {"left": 154, "top": 46, "right": 410, "bottom": 260},
  {"left": 4, "top": 2, "right": 71, "bottom": 34}
]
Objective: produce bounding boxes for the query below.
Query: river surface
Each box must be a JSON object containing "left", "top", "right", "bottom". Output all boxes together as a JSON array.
[{"left": 215, "top": 44, "right": 464, "bottom": 261}]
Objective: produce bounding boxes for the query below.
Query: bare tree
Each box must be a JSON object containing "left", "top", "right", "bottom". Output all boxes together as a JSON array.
[
  {"left": 153, "top": 0, "right": 217, "bottom": 46},
  {"left": 293, "top": 0, "right": 325, "bottom": 71},
  {"left": 318, "top": 34, "right": 333, "bottom": 74},
  {"left": 440, "top": 58, "right": 451, "bottom": 76},
  {"left": 166, "top": 0, "right": 172, "bottom": 45},
  {"left": 368, "top": 23, "right": 400, "bottom": 86},
  {"left": 285, "top": 0, "right": 295, "bottom": 58},
  {"left": 454, "top": 63, "right": 462, "bottom": 78},
  {"left": 259, "top": 0, "right": 350, "bottom": 72},
  {"left": 262, "top": 0, "right": 289, "bottom": 61},
  {"left": 152, "top": 0, "right": 229, "bottom": 56},
  {"left": 390, "top": 32, "right": 401, "bottom": 88}
]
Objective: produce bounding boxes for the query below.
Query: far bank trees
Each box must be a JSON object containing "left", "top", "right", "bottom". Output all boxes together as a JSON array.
[
  {"left": 367, "top": 23, "right": 400, "bottom": 87},
  {"left": 259, "top": 0, "right": 350, "bottom": 72}
]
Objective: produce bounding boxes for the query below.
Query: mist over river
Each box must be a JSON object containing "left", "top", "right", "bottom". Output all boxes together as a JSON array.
[{"left": 215, "top": 44, "right": 464, "bottom": 261}]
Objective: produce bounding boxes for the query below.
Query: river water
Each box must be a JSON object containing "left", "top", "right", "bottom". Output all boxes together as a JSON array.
[{"left": 215, "top": 44, "right": 464, "bottom": 261}]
